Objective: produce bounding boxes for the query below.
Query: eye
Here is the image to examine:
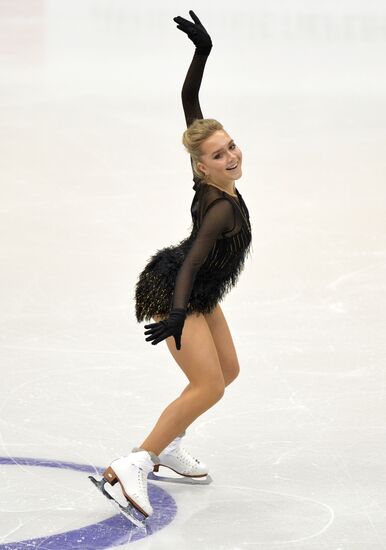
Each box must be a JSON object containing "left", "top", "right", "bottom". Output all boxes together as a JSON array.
[{"left": 213, "top": 143, "right": 236, "bottom": 160}]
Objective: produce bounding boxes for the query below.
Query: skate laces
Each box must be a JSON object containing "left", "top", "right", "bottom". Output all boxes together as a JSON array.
[
  {"left": 137, "top": 466, "right": 147, "bottom": 491},
  {"left": 178, "top": 445, "right": 200, "bottom": 464},
  {"left": 164, "top": 444, "right": 201, "bottom": 465}
]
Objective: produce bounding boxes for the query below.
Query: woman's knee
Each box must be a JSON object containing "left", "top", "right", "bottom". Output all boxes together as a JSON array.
[
  {"left": 196, "top": 376, "right": 225, "bottom": 404},
  {"left": 211, "top": 380, "right": 225, "bottom": 402},
  {"left": 204, "top": 304, "right": 241, "bottom": 386},
  {"left": 226, "top": 364, "right": 240, "bottom": 385},
  {"left": 155, "top": 312, "right": 225, "bottom": 391}
]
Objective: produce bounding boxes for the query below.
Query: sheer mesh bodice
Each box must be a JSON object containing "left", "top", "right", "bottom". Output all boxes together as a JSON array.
[
  {"left": 134, "top": 50, "right": 252, "bottom": 322},
  {"left": 169, "top": 50, "right": 252, "bottom": 312}
]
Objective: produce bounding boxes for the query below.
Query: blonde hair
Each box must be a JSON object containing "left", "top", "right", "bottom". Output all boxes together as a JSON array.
[{"left": 182, "top": 118, "right": 224, "bottom": 182}]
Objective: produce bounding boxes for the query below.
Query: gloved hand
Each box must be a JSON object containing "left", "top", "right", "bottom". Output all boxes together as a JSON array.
[
  {"left": 144, "top": 308, "right": 187, "bottom": 350},
  {"left": 173, "top": 10, "right": 213, "bottom": 55}
]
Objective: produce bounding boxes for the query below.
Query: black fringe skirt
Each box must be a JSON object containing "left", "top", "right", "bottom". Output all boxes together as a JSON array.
[{"left": 134, "top": 242, "right": 221, "bottom": 323}]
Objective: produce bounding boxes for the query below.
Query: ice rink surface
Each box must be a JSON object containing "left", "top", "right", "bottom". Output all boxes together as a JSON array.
[{"left": 1, "top": 0, "right": 386, "bottom": 548}]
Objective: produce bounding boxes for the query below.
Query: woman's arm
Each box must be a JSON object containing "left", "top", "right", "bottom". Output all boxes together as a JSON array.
[
  {"left": 143, "top": 11, "right": 215, "bottom": 351},
  {"left": 144, "top": 198, "right": 234, "bottom": 350},
  {"left": 170, "top": 198, "right": 234, "bottom": 311},
  {"left": 181, "top": 51, "right": 210, "bottom": 128},
  {"left": 173, "top": 10, "right": 213, "bottom": 180},
  {"left": 182, "top": 51, "right": 210, "bottom": 181}
]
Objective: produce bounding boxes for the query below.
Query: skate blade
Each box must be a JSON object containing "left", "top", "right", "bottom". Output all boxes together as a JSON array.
[
  {"left": 148, "top": 470, "right": 213, "bottom": 485},
  {"left": 88, "top": 475, "right": 148, "bottom": 529}
]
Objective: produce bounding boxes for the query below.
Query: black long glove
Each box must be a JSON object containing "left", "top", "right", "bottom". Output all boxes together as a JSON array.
[
  {"left": 173, "top": 9, "right": 213, "bottom": 55},
  {"left": 144, "top": 308, "right": 187, "bottom": 350}
]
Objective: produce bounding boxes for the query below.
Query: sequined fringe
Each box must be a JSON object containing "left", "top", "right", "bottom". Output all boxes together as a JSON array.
[{"left": 134, "top": 221, "right": 252, "bottom": 324}]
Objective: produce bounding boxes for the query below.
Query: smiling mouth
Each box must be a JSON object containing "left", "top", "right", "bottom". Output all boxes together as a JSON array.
[{"left": 226, "top": 162, "right": 239, "bottom": 170}]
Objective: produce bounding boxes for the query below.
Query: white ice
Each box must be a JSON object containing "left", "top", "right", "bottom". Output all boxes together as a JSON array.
[{"left": 1, "top": 0, "right": 386, "bottom": 548}]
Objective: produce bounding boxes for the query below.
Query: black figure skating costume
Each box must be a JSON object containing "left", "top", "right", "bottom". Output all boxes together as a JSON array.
[
  {"left": 134, "top": 45, "right": 252, "bottom": 323},
  {"left": 89, "top": 11, "right": 248, "bottom": 531}
]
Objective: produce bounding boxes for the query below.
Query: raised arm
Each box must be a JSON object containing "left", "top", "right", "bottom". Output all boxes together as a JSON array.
[
  {"left": 181, "top": 51, "right": 210, "bottom": 128},
  {"left": 143, "top": 11, "right": 215, "bottom": 351},
  {"left": 173, "top": 10, "right": 213, "bottom": 180}
]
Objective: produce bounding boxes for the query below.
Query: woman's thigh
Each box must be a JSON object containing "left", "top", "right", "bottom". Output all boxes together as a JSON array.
[
  {"left": 152, "top": 312, "right": 225, "bottom": 391},
  {"left": 203, "top": 304, "right": 240, "bottom": 384}
]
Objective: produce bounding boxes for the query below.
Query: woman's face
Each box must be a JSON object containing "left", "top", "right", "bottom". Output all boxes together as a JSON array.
[{"left": 197, "top": 129, "right": 242, "bottom": 185}]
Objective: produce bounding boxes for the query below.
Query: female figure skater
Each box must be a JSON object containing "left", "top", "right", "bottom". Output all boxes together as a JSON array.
[{"left": 99, "top": 10, "right": 252, "bottom": 522}]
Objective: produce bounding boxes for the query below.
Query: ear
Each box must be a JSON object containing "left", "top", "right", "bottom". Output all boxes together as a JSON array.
[{"left": 196, "top": 161, "right": 206, "bottom": 175}]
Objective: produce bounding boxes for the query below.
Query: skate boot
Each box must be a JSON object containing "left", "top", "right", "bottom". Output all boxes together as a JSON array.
[
  {"left": 151, "top": 431, "right": 211, "bottom": 484},
  {"left": 91, "top": 447, "right": 160, "bottom": 525}
]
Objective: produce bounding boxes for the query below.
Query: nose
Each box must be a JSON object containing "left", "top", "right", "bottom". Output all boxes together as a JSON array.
[{"left": 228, "top": 155, "right": 238, "bottom": 165}]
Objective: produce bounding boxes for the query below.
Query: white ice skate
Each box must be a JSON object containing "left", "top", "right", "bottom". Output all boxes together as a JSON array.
[
  {"left": 89, "top": 447, "right": 160, "bottom": 528},
  {"left": 148, "top": 432, "right": 213, "bottom": 485}
]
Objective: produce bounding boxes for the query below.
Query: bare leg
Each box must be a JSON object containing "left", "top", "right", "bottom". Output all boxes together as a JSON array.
[
  {"left": 139, "top": 312, "right": 225, "bottom": 456},
  {"left": 203, "top": 304, "right": 240, "bottom": 386},
  {"left": 177, "top": 303, "right": 241, "bottom": 397}
]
